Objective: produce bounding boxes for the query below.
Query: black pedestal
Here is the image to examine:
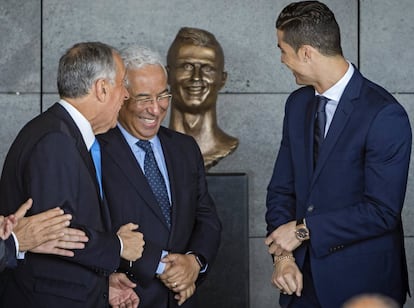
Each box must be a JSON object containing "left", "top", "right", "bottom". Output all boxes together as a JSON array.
[{"left": 197, "top": 173, "right": 249, "bottom": 307}]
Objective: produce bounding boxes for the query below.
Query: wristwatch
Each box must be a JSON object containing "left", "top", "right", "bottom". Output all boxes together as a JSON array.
[
  {"left": 295, "top": 218, "right": 310, "bottom": 241},
  {"left": 188, "top": 252, "right": 207, "bottom": 271}
]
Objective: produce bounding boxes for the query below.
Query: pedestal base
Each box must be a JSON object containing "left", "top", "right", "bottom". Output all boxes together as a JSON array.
[{"left": 197, "top": 173, "right": 249, "bottom": 307}]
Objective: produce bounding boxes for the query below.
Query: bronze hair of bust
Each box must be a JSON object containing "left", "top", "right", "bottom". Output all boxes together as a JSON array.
[{"left": 167, "top": 27, "right": 239, "bottom": 170}]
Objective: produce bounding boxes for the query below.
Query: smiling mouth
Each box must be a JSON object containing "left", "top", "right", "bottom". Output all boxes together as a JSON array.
[
  {"left": 141, "top": 117, "right": 156, "bottom": 125},
  {"left": 185, "top": 85, "right": 206, "bottom": 96}
]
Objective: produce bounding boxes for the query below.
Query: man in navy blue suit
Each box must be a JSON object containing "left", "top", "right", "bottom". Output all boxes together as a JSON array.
[
  {"left": 0, "top": 41, "right": 144, "bottom": 307},
  {"left": 99, "top": 46, "right": 221, "bottom": 307},
  {"left": 265, "top": 1, "right": 411, "bottom": 307}
]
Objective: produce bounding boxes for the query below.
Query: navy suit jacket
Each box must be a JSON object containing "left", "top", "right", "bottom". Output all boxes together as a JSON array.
[
  {"left": 0, "top": 240, "right": 15, "bottom": 272},
  {"left": 266, "top": 67, "right": 411, "bottom": 307},
  {"left": 0, "top": 103, "right": 121, "bottom": 307},
  {"left": 98, "top": 125, "right": 222, "bottom": 308}
]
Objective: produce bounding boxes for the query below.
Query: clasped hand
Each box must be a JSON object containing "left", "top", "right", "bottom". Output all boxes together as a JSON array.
[
  {"left": 265, "top": 221, "right": 301, "bottom": 256},
  {"left": 158, "top": 253, "right": 200, "bottom": 306}
]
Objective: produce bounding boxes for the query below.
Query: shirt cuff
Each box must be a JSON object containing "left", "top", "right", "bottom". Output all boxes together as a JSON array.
[
  {"left": 11, "top": 232, "right": 25, "bottom": 259},
  {"left": 117, "top": 234, "right": 124, "bottom": 256},
  {"left": 156, "top": 250, "right": 169, "bottom": 274}
]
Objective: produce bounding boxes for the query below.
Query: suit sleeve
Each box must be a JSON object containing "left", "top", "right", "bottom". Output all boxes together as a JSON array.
[
  {"left": 24, "top": 132, "right": 120, "bottom": 273},
  {"left": 266, "top": 98, "right": 297, "bottom": 234},
  {"left": 182, "top": 139, "right": 222, "bottom": 278}
]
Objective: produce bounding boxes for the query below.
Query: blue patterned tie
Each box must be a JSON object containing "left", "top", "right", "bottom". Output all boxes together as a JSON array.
[
  {"left": 136, "top": 140, "right": 171, "bottom": 229},
  {"left": 90, "top": 139, "right": 103, "bottom": 198},
  {"left": 314, "top": 95, "right": 328, "bottom": 167}
]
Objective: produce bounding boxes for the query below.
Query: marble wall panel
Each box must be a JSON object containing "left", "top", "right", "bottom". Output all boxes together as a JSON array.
[
  {"left": 41, "top": 0, "right": 357, "bottom": 94},
  {"left": 0, "top": 94, "right": 41, "bottom": 166},
  {"left": 0, "top": 0, "right": 41, "bottom": 93},
  {"left": 360, "top": 0, "right": 414, "bottom": 93}
]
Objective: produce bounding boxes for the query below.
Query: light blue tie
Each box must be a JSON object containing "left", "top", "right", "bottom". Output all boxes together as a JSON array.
[
  {"left": 136, "top": 140, "right": 171, "bottom": 229},
  {"left": 90, "top": 139, "right": 103, "bottom": 198}
]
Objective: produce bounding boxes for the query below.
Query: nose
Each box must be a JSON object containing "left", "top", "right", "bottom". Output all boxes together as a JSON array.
[
  {"left": 148, "top": 100, "right": 162, "bottom": 115},
  {"left": 191, "top": 64, "right": 201, "bottom": 81}
]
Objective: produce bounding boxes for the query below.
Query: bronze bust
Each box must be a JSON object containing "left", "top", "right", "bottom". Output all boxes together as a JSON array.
[{"left": 167, "top": 27, "right": 239, "bottom": 170}]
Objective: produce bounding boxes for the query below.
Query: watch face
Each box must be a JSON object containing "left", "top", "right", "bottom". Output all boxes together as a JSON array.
[{"left": 296, "top": 227, "right": 309, "bottom": 240}]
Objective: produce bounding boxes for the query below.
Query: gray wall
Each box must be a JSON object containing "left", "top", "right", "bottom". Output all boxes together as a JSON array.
[{"left": 1, "top": 0, "right": 413, "bottom": 307}]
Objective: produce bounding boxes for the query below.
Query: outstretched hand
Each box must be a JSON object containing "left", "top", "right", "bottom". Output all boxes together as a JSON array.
[{"left": 109, "top": 272, "right": 139, "bottom": 308}]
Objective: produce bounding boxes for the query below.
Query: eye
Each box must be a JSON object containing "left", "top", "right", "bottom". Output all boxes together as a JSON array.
[
  {"left": 183, "top": 63, "right": 194, "bottom": 71},
  {"left": 201, "top": 65, "right": 214, "bottom": 73}
]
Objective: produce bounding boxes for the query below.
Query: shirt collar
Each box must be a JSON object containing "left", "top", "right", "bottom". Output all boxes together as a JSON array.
[
  {"left": 58, "top": 99, "right": 95, "bottom": 150},
  {"left": 117, "top": 122, "right": 161, "bottom": 149},
  {"left": 316, "top": 60, "right": 355, "bottom": 102}
]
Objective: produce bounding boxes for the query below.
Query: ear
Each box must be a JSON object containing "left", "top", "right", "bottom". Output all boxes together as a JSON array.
[
  {"left": 300, "top": 44, "right": 316, "bottom": 63},
  {"left": 219, "top": 71, "right": 228, "bottom": 90},
  {"left": 165, "top": 65, "right": 171, "bottom": 83},
  {"left": 95, "top": 78, "right": 107, "bottom": 102}
]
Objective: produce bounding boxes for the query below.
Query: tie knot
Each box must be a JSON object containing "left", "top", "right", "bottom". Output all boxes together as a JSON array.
[
  {"left": 136, "top": 140, "right": 152, "bottom": 154},
  {"left": 91, "top": 139, "right": 100, "bottom": 152},
  {"left": 316, "top": 95, "right": 328, "bottom": 112}
]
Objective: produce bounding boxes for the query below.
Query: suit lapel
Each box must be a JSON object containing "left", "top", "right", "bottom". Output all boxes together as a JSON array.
[
  {"left": 49, "top": 103, "right": 111, "bottom": 229},
  {"left": 157, "top": 128, "right": 177, "bottom": 233},
  {"left": 101, "top": 127, "right": 170, "bottom": 230},
  {"left": 311, "top": 68, "right": 362, "bottom": 186},
  {"left": 305, "top": 95, "right": 317, "bottom": 179}
]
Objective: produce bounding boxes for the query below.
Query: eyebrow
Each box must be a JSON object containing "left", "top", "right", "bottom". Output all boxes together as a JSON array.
[{"left": 131, "top": 88, "right": 169, "bottom": 99}]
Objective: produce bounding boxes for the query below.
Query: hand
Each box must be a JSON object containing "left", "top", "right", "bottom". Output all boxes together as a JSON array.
[
  {"left": 265, "top": 221, "right": 301, "bottom": 256},
  {"left": 30, "top": 227, "right": 89, "bottom": 257},
  {"left": 158, "top": 253, "right": 200, "bottom": 292},
  {"left": 174, "top": 283, "right": 196, "bottom": 306},
  {"left": 0, "top": 215, "right": 15, "bottom": 240},
  {"left": 271, "top": 257, "right": 303, "bottom": 297},
  {"left": 0, "top": 199, "right": 31, "bottom": 240},
  {"left": 117, "top": 223, "right": 144, "bottom": 261},
  {"left": 13, "top": 199, "right": 75, "bottom": 251},
  {"left": 109, "top": 272, "right": 139, "bottom": 308}
]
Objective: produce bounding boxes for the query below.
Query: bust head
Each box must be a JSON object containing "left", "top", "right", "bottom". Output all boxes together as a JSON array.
[
  {"left": 167, "top": 27, "right": 227, "bottom": 114},
  {"left": 167, "top": 27, "right": 238, "bottom": 169}
]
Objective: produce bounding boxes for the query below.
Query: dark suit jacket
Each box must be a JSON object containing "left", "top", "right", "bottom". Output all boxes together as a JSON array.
[
  {"left": 266, "top": 67, "right": 411, "bottom": 307},
  {"left": 98, "top": 125, "right": 222, "bottom": 308},
  {"left": 0, "top": 103, "right": 121, "bottom": 307}
]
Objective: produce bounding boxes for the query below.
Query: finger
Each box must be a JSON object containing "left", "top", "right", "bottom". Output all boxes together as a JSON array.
[
  {"left": 295, "top": 271, "right": 303, "bottom": 297},
  {"left": 264, "top": 237, "right": 273, "bottom": 246},
  {"left": 29, "top": 208, "right": 68, "bottom": 226},
  {"left": 285, "top": 278, "right": 297, "bottom": 295},
  {"left": 117, "top": 273, "right": 137, "bottom": 288},
  {"left": 36, "top": 218, "right": 74, "bottom": 241},
  {"left": 161, "top": 253, "right": 178, "bottom": 263},
  {"left": 61, "top": 230, "right": 89, "bottom": 243},
  {"left": 49, "top": 248, "right": 75, "bottom": 257},
  {"left": 117, "top": 223, "right": 139, "bottom": 233},
  {"left": 57, "top": 240, "right": 86, "bottom": 250},
  {"left": 14, "top": 198, "right": 34, "bottom": 219},
  {"left": 41, "top": 213, "right": 73, "bottom": 229},
  {"left": 276, "top": 277, "right": 290, "bottom": 294}
]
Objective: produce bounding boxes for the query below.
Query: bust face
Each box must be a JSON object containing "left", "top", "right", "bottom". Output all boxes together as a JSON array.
[{"left": 168, "top": 43, "right": 227, "bottom": 113}]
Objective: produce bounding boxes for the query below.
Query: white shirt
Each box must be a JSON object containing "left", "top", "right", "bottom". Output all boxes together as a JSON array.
[{"left": 315, "top": 61, "right": 355, "bottom": 137}]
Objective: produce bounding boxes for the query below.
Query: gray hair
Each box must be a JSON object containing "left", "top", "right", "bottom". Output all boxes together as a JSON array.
[
  {"left": 120, "top": 46, "right": 167, "bottom": 87},
  {"left": 57, "top": 41, "right": 117, "bottom": 98}
]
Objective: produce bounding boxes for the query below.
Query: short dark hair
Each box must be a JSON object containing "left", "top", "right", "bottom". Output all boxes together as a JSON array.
[
  {"left": 276, "top": 1, "right": 342, "bottom": 56},
  {"left": 57, "top": 41, "right": 117, "bottom": 98},
  {"left": 167, "top": 27, "right": 225, "bottom": 68}
]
